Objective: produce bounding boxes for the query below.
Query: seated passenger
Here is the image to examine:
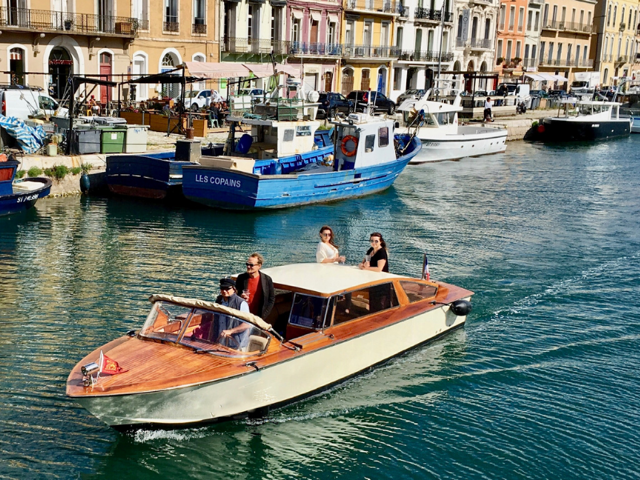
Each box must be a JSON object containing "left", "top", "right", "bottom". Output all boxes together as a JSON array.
[{"left": 216, "top": 277, "right": 251, "bottom": 348}]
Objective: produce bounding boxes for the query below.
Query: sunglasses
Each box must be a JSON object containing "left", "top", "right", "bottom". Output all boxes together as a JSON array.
[
  {"left": 246, "top": 263, "right": 259, "bottom": 267},
  {"left": 220, "top": 286, "right": 234, "bottom": 291},
  {"left": 321, "top": 233, "right": 332, "bottom": 237},
  {"left": 370, "top": 239, "right": 380, "bottom": 243}
]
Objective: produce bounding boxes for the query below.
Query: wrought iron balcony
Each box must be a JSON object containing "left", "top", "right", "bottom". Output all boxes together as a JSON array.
[
  {"left": 397, "top": 50, "right": 454, "bottom": 62},
  {"left": 222, "top": 37, "right": 290, "bottom": 55},
  {"left": 542, "top": 21, "right": 591, "bottom": 33},
  {"left": 397, "top": 4, "right": 409, "bottom": 16},
  {"left": 343, "top": 44, "right": 401, "bottom": 58},
  {"left": 192, "top": 18, "right": 206, "bottom": 34},
  {"left": 346, "top": 0, "right": 397, "bottom": 14},
  {"left": 0, "top": 7, "right": 139, "bottom": 37},
  {"left": 414, "top": 8, "right": 453, "bottom": 22},
  {"left": 288, "top": 42, "right": 342, "bottom": 56},
  {"left": 470, "top": 38, "right": 492, "bottom": 49},
  {"left": 163, "top": 16, "right": 178, "bottom": 32},
  {"left": 522, "top": 57, "right": 538, "bottom": 68}
]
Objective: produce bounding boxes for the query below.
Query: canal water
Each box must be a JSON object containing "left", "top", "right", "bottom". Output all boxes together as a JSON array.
[{"left": 1, "top": 138, "right": 639, "bottom": 479}]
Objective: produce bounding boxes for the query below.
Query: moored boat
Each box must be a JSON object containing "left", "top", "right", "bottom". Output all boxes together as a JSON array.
[
  {"left": 0, "top": 158, "right": 51, "bottom": 217},
  {"left": 66, "top": 263, "right": 473, "bottom": 429},
  {"left": 395, "top": 91, "right": 507, "bottom": 164},
  {"left": 532, "top": 99, "right": 631, "bottom": 142}
]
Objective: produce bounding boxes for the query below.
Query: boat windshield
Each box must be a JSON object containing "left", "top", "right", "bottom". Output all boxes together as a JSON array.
[
  {"left": 140, "top": 301, "right": 270, "bottom": 356},
  {"left": 578, "top": 104, "right": 593, "bottom": 115}
]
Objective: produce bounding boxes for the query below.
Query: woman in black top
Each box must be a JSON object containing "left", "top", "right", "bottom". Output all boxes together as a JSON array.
[{"left": 359, "top": 232, "right": 389, "bottom": 272}]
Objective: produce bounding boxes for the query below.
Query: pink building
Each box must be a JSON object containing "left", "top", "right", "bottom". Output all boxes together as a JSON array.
[{"left": 286, "top": 0, "right": 343, "bottom": 92}]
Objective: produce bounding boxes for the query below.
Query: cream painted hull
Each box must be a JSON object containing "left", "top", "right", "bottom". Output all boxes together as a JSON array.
[
  {"left": 408, "top": 127, "right": 508, "bottom": 164},
  {"left": 76, "top": 301, "right": 469, "bottom": 427}
]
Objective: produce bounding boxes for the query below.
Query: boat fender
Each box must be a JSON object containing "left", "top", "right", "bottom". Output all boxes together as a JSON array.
[
  {"left": 537, "top": 124, "right": 545, "bottom": 133},
  {"left": 449, "top": 299, "right": 472, "bottom": 316},
  {"left": 126, "top": 330, "right": 137, "bottom": 337},
  {"left": 80, "top": 173, "right": 90, "bottom": 194},
  {"left": 341, "top": 135, "right": 358, "bottom": 157}
]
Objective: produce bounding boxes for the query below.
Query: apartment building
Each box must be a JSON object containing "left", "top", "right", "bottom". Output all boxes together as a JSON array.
[
  {"left": 591, "top": 0, "right": 639, "bottom": 86},
  {"left": 337, "top": 0, "right": 400, "bottom": 96},
  {"left": 221, "top": 0, "right": 286, "bottom": 91},
  {"left": 496, "top": 0, "right": 529, "bottom": 80},
  {"left": 537, "top": 0, "right": 595, "bottom": 86},
  {"left": 451, "top": 0, "right": 498, "bottom": 91},
  {"left": 523, "top": 0, "right": 544, "bottom": 72},
  {"left": 286, "top": 0, "right": 342, "bottom": 92},
  {"left": 388, "top": 0, "right": 454, "bottom": 101},
  {"left": 0, "top": 1, "right": 218, "bottom": 102}
]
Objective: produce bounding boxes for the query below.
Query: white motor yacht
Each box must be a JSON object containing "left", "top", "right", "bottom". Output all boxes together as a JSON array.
[{"left": 395, "top": 91, "right": 508, "bottom": 164}]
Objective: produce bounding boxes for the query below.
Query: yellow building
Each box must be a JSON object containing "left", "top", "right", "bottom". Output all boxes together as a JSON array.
[
  {"left": 592, "top": 0, "right": 639, "bottom": 86},
  {"left": 0, "top": 0, "right": 218, "bottom": 102},
  {"left": 337, "top": 0, "right": 399, "bottom": 95}
]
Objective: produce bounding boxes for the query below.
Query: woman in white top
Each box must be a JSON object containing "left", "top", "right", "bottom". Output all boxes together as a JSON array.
[{"left": 316, "top": 225, "right": 346, "bottom": 263}]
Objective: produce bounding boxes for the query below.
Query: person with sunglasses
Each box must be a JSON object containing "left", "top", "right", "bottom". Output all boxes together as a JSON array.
[
  {"left": 316, "top": 225, "right": 346, "bottom": 264},
  {"left": 359, "top": 232, "right": 389, "bottom": 273},
  {"left": 196, "top": 277, "right": 250, "bottom": 346},
  {"left": 236, "top": 253, "right": 275, "bottom": 320}
]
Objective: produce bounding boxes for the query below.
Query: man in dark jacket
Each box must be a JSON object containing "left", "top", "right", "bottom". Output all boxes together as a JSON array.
[{"left": 236, "top": 253, "right": 275, "bottom": 320}]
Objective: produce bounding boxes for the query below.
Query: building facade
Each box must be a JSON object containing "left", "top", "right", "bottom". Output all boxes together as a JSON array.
[
  {"left": 496, "top": 0, "right": 529, "bottom": 80},
  {"left": 286, "top": 0, "right": 342, "bottom": 92},
  {"left": 523, "top": 0, "right": 544, "bottom": 74},
  {"left": 0, "top": 0, "right": 219, "bottom": 102},
  {"left": 591, "top": 0, "right": 639, "bottom": 86},
  {"left": 451, "top": 0, "right": 499, "bottom": 91},
  {"left": 388, "top": 0, "right": 454, "bottom": 101},
  {"left": 337, "top": 0, "right": 400, "bottom": 96},
  {"left": 537, "top": 0, "right": 595, "bottom": 86}
]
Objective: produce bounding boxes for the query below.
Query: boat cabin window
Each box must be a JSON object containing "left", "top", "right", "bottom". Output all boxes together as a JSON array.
[
  {"left": 332, "top": 282, "right": 399, "bottom": 326},
  {"left": 435, "top": 112, "right": 455, "bottom": 125},
  {"left": 181, "top": 308, "right": 271, "bottom": 356},
  {"left": 578, "top": 104, "right": 593, "bottom": 115},
  {"left": 378, "top": 127, "right": 389, "bottom": 147},
  {"left": 283, "top": 129, "right": 294, "bottom": 142},
  {"left": 0, "top": 167, "right": 15, "bottom": 181},
  {"left": 141, "top": 301, "right": 193, "bottom": 343},
  {"left": 399, "top": 281, "right": 438, "bottom": 303},
  {"left": 592, "top": 104, "right": 602, "bottom": 114},
  {"left": 289, "top": 293, "right": 333, "bottom": 329},
  {"left": 364, "top": 134, "right": 375, "bottom": 152}
]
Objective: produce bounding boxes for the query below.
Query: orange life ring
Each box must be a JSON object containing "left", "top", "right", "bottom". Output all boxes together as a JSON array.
[{"left": 341, "top": 135, "right": 358, "bottom": 157}]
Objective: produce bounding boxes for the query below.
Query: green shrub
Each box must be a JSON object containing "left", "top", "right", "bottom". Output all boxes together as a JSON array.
[
  {"left": 70, "top": 167, "right": 82, "bottom": 175},
  {"left": 52, "top": 165, "right": 69, "bottom": 181},
  {"left": 532, "top": 121, "right": 539, "bottom": 128},
  {"left": 15, "top": 170, "right": 26, "bottom": 179},
  {"left": 80, "top": 163, "right": 93, "bottom": 174},
  {"left": 27, "top": 167, "right": 43, "bottom": 177},
  {"left": 43, "top": 167, "right": 54, "bottom": 177}
]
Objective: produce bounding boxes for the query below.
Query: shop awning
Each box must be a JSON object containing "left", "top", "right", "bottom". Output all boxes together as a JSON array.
[
  {"left": 530, "top": 72, "right": 569, "bottom": 82},
  {"left": 184, "top": 62, "right": 300, "bottom": 79},
  {"left": 525, "top": 73, "right": 546, "bottom": 81}
]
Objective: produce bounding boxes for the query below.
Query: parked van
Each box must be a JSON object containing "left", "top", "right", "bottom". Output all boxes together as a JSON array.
[
  {"left": 0, "top": 88, "right": 68, "bottom": 120},
  {"left": 496, "top": 82, "right": 531, "bottom": 107}
]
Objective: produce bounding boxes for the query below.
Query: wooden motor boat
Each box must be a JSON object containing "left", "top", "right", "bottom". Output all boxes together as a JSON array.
[{"left": 67, "top": 263, "right": 473, "bottom": 429}]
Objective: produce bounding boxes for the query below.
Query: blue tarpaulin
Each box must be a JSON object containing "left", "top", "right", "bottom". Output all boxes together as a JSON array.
[{"left": 0, "top": 116, "right": 46, "bottom": 154}]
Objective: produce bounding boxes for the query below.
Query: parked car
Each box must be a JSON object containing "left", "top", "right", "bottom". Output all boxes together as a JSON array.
[
  {"left": 396, "top": 89, "right": 426, "bottom": 105},
  {"left": 548, "top": 89, "right": 570, "bottom": 99},
  {"left": 530, "top": 90, "right": 549, "bottom": 98},
  {"left": 346, "top": 90, "right": 396, "bottom": 114},
  {"left": 317, "top": 92, "right": 353, "bottom": 118},
  {"left": 0, "top": 87, "right": 67, "bottom": 120},
  {"left": 238, "top": 88, "right": 265, "bottom": 102},
  {"left": 181, "top": 90, "right": 213, "bottom": 111}
]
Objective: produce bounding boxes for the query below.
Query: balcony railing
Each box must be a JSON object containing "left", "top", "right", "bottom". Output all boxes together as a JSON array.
[
  {"left": 289, "top": 42, "right": 342, "bottom": 56},
  {"left": 470, "top": 38, "right": 492, "bottom": 49},
  {"left": 397, "top": 50, "right": 454, "bottom": 62},
  {"left": 222, "top": 37, "right": 289, "bottom": 55},
  {"left": 414, "top": 8, "right": 453, "bottom": 22},
  {"left": 397, "top": 4, "right": 409, "bottom": 16},
  {"left": 523, "top": 57, "right": 538, "bottom": 68},
  {"left": 0, "top": 7, "right": 138, "bottom": 36},
  {"left": 163, "top": 15, "right": 179, "bottom": 32},
  {"left": 192, "top": 18, "right": 206, "bottom": 34},
  {"left": 456, "top": 37, "right": 465, "bottom": 47},
  {"left": 615, "top": 55, "right": 630, "bottom": 65},
  {"left": 343, "top": 44, "right": 401, "bottom": 58},
  {"left": 539, "top": 57, "right": 594, "bottom": 67},
  {"left": 346, "top": 0, "right": 397, "bottom": 14},
  {"left": 542, "top": 20, "right": 592, "bottom": 33}
]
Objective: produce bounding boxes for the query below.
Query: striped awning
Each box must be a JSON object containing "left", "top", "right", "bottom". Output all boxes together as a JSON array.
[{"left": 10, "top": 50, "right": 22, "bottom": 61}]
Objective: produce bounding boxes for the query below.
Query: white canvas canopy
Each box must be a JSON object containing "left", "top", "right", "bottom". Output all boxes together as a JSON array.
[
  {"left": 525, "top": 73, "right": 568, "bottom": 82},
  {"left": 148, "top": 294, "right": 273, "bottom": 331},
  {"left": 184, "top": 62, "right": 300, "bottom": 80}
]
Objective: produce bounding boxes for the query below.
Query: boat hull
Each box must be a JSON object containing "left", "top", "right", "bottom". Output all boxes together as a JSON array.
[
  {"left": 629, "top": 116, "right": 640, "bottom": 133},
  {"left": 182, "top": 137, "right": 421, "bottom": 210},
  {"left": 538, "top": 117, "right": 631, "bottom": 142},
  {"left": 408, "top": 127, "right": 507, "bottom": 164},
  {"left": 0, "top": 178, "right": 52, "bottom": 217},
  {"left": 106, "top": 153, "right": 190, "bottom": 200},
  {"left": 73, "top": 298, "right": 469, "bottom": 428}
]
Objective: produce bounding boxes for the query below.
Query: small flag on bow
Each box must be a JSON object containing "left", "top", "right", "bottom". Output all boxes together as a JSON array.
[
  {"left": 422, "top": 254, "right": 430, "bottom": 281},
  {"left": 99, "top": 350, "right": 128, "bottom": 375}
]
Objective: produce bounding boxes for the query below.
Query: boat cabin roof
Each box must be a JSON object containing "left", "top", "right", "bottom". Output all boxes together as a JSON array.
[
  {"left": 398, "top": 99, "right": 463, "bottom": 114},
  {"left": 260, "top": 263, "right": 408, "bottom": 296}
]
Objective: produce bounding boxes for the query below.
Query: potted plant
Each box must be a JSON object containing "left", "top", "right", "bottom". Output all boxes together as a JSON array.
[
  {"left": 513, "top": 57, "right": 522, "bottom": 64},
  {"left": 64, "top": 18, "right": 73, "bottom": 30},
  {"left": 496, "top": 57, "right": 504, "bottom": 65}
]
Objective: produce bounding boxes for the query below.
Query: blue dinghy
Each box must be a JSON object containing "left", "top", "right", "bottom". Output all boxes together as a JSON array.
[
  {"left": 0, "top": 159, "right": 51, "bottom": 216},
  {"left": 182, "top": 113, "right": 421, "bottom": 210}
]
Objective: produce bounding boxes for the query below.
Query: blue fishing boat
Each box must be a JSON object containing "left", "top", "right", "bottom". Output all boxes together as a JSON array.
[
  {"left": 0, "top": 159, "right": 51, "bottom": 216},
  {"left": 182, "top": 111, "right": 421, "bottom": 210}
]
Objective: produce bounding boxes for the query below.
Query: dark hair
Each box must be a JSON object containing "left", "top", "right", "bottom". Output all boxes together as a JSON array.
[
  {"left": 370, "top": 232, "right": 387, "bottom": 250},
  {"left": 319, "top": 225, "right": 338, "bottom": 249}
]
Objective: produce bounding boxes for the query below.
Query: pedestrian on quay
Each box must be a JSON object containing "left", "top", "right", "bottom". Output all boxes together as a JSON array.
[
  {"left": 316, "top": 225, "right": 346, "bottom": 264},
  {"left": 236, "top": 253, "right": 275, "bottom": 319},
  {"left": 359, "top": 232, "right": 389, "bottom": 273},
  {"left": 484, "top": 97, "right": 494, "bottom": 122}
]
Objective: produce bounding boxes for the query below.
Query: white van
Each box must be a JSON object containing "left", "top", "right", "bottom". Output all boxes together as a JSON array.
[
  {"left": 0, "top": 88, "right": 68, "bottom": 120},
  {"left": 496, "top": 83, "right": 531, "bottom": 107}
]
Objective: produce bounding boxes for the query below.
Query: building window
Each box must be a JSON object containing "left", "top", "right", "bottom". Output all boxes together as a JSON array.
[
  {"left": 539, "top": 42, "right": 545, "bottom": 62},
  {"left": 575, "top": 45, "right": 580, "bottom": 64},
  {"left": 613, "top": 6, "right": 617, "bottom": 26},
  {"left": 509, "top": 6, "right": 515, "bottom": 30},
  {"left": 566, "top": 44, "right": 572, "bottom": 65},
  {"left": 328, "top": 22, "right": 336, "bottom": 44},
  {"left": 499, "top": 5, "right": 506, "bottom": 30},
  {"left": 497, "top": 39, "right": 503, "bottom": 59},
  {"left": 516, "top": 41, "right": 521, "bottom": 58},
  {"left": 518, "top": 7, "right": 524, "bottom": 32},
  {"left": 506, "top": 40, "right": 512, "bottom": 60},
  {"left": 548, "top": 42, "right": 553, "bottom": 63},
  {"left": 535, "top": 11, "right": 539, "bottom": 31},
  {"left": 396, "top": 27, "right": 403, "bottom": 48},
  {"left": 607, "top": 6, "right": 611, "bottom": 27},
  {"left": 133, "top": 0, "right": 150, "bottom": 30},
  {"left": 556, "top": 43, "right": 562, "bottom": 64},
  {"left": 164, "top": 0, "right": 178, "bottom": 31},
  {"left": 193, "top": 0, "right": 205, "bottom": 34},
  {"left": 604, "top": 68, "right": 608, "bottom": 84},
  {"left": 393, "top": 67, "right": 402, "bottom": 90},
  {"left": 527, "top": 10, "right": 532, "bottom": 31},
  {"left": 484, "top": 19, "right": 490, "bottom": 39}
]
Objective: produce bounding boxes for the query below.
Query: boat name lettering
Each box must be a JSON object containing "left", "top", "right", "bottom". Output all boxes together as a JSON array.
[
  {"left": 424, "top": 142, "right": 440, "bottom": 147},
  {"left": 16, "top": 194, "right": 38, "bottom": 203},
  {"left": 195, "top": 174, "right": 242, "bottom": 188}
]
